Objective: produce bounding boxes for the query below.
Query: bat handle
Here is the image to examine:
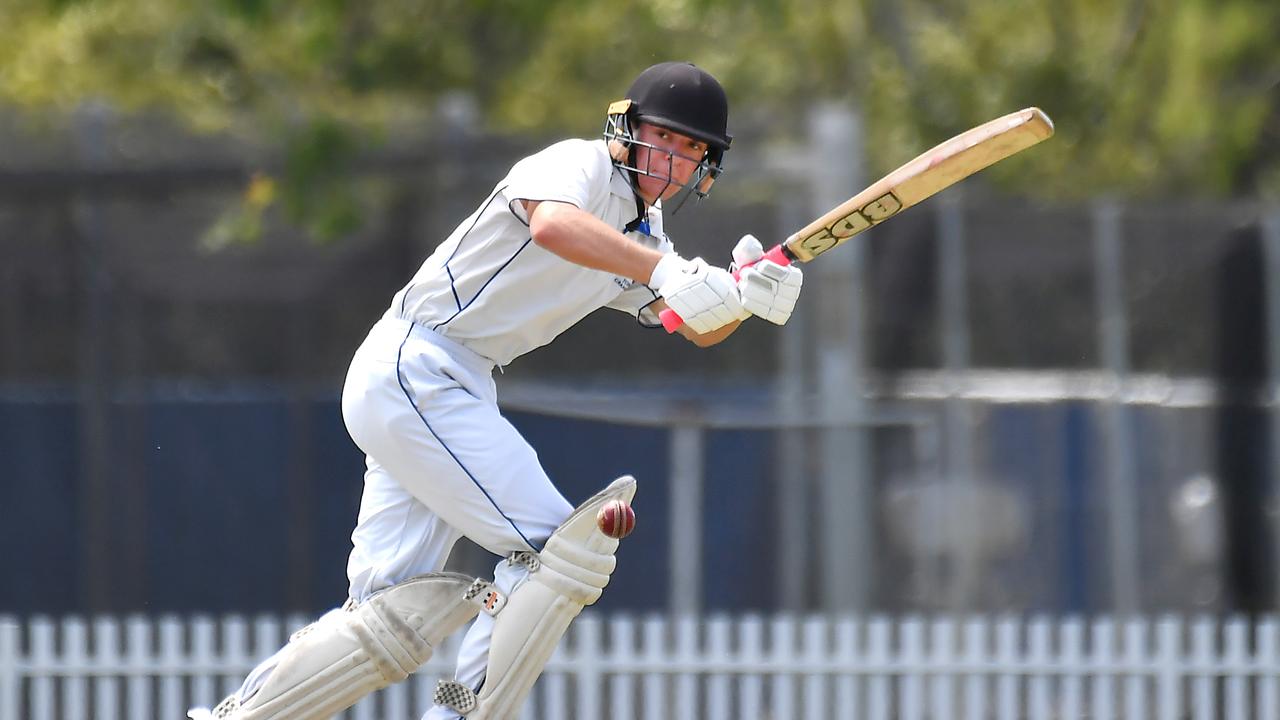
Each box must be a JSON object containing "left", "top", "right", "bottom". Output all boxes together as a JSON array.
[
  {"left": 658, "top": 244, "right": 792, "bottom": 333},
  {"left": 756, "top": 243, "right": 794, "bottom": 270}
]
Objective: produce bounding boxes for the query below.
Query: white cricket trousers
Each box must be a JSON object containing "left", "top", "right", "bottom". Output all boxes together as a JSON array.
[{"left": 232, "top": 317, "right": 574, "bottom": 718}]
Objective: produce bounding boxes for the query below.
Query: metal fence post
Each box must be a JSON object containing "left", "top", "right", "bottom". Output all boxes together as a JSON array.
[
  {"left": 1093, "top": 200, "right": 1141, "bottom": 612},
  {"left": 937, "top": 191, "right": 979, "bottom": 610},
  {"left": 669, "top": 422, "right": 705, "bottom": 615},
  {"left": 72, "top": 102, "right": 122, "bottom": 613}
]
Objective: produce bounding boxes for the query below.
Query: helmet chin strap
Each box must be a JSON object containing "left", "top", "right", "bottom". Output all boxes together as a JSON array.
[
  {"left": 657, "top": 159, "right": 718, "bottom": 215},
  {"left": 663, "top": 181, "right": 701, "bottom": 214}
]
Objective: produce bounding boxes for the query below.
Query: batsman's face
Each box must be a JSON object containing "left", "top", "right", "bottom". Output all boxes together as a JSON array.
[{"left": 633, "top": 123, "right": 707, "bottom": 205}]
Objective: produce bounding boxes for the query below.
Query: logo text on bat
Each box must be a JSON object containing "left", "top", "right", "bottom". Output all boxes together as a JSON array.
[{"left": 798, "top": 191, "right": 904, "bottom": 256}]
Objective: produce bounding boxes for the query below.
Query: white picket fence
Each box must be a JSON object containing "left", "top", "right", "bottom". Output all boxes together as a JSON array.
[{"left": 2, "top": 612, "right": 1279, "bottom": 720}]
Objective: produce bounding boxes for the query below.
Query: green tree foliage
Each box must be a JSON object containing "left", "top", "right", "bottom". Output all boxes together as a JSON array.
[{"left": 2, "top": 0, "right": 1277, "bottom": 238}]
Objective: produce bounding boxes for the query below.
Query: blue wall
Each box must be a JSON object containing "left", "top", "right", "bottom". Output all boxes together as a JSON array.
[{"left": 5, "top": 394, "right": 1258, "bottom": 615}]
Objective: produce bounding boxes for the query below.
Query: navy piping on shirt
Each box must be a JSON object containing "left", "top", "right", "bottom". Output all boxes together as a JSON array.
[
  {"left": 399, "top": 186, "right": 507, "bottom": 317},
  {"left": 432, "top": 237, "right": 533, "bottom": 331},
  {"left": 446, "top": 265, "right": 462, "bottom": 313}
]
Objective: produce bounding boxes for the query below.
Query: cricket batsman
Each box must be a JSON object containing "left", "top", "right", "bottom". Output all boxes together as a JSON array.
[{"left": 189, "top": 60, "right": 803, "bottom": 720}]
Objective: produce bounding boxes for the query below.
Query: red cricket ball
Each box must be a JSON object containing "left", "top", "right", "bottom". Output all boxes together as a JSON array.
[{"left": 596, "top": 499, "right": 636, "bottom": 539}]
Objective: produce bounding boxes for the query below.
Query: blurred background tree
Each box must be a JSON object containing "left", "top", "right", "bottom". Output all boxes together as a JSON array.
[{"left": 2, "top": 0, "right": 1277, "bottom": 240}]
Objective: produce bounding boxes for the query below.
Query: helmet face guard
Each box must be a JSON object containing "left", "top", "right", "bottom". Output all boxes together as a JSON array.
[
  {"left": 604, "top": 100, "right": 723, "bottom": 211},
  {"left": 603, "top": 62, "right": 731, "bottom": 212}
]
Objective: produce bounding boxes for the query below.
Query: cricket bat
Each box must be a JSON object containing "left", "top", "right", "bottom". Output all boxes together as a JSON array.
[{"left": 660, "top": 107, "right": 1055, "bottom": 332}]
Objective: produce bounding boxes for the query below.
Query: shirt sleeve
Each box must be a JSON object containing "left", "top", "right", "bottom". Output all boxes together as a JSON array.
[
  {"left": 604, "top": 228, "right": 674, "bottom": 327},
  {"left": 605, "top": 283, "right": 664, "bottom": 327},
  {"left": 502, "top": 140, "right": 611, "bottom": 224}
]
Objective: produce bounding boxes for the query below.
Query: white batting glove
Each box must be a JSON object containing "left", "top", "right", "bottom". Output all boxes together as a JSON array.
[
  {"left": 650, "top": 253, "right": 746, "bottom": 334},
  {"left": 730, "top": 233, "right": 766, "bottom": 271},
  {"left": 731, "top": 234, "right": 804, "bottom": 325}
]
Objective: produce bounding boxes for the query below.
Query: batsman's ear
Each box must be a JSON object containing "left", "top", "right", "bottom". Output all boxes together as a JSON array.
[
  {"left": 696, "top": 149, "right": 724, "bottom": 195},
  {"left": 696, "top": 165, "right": 720, "bottom": 195},
  {"left": 609, "top": 139, "right": 629, "bottom": 163},
  {"left": 605, "top": 99, "right": 635, "bottom": 163}
]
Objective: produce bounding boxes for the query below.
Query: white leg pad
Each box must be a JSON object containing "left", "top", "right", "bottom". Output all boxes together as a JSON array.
[
  {"left": 203, "top": 572, "right": 497, "bottom": 720},
  {"left": 435, "top": 476, "right": 636, "bottom": 719}
]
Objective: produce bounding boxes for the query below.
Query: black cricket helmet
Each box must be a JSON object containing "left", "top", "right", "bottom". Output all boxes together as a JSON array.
[{"left": 604, "top": 61, "right": 732, "bottom": 206}]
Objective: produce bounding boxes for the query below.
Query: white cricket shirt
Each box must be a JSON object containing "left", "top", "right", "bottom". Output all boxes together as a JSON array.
[{"left": 388, "top": 139, "right": 672, "bottom": 366}]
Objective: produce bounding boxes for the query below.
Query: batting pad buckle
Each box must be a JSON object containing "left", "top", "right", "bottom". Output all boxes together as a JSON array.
[
  {"left": 464, "top": 578, "right": 506, "bottom": 616},
  {"left": 209, "top": 696, "right": 239, "bottom": 718},
  {"left": 434, "top": 679, "right": 478, "bottom": 715},
  {"left": 507, "top": 550, "right": 541, "bottom": 573}
]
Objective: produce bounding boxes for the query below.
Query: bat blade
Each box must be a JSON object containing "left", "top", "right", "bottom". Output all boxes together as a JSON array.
[
  {"left": 785, "top": 107, "right": 1054, "bottom": 262},
  {"left": 658, "top": 107, "right": 1054, "bottom": 333}
]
